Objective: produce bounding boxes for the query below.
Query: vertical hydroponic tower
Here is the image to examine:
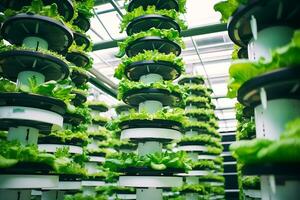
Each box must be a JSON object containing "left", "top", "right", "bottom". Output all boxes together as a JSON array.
[
  {"left": 215, "top": 0, "right": 300, "bottom": 199},
  {"left": 177, "top": 76, "right": 224, "bottom": 200},
  {"left": 110, "top": 0, "right": 188, "bottom": 199},
  {"left": 0, "top": 0, "right": 74, "bottom": 199}
]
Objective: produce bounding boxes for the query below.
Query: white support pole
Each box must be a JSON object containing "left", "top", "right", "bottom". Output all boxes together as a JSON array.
[
  {"left": 248, "top": 26, "right": 294, "bottom": 61},
  {"left": 82, "top": 186, "right": 97, "bottom": 197},
  {"left": 0, "top": 190, "right": 31, "bottom": 200},
  {"left": 17, "top": 71, "right": 45, "bottom": 92},
  {"left": 136, "top": 188, "right": 163, "bottom": 200},
  {"left": 8, "top": 126, "right": 39, "bottom": 145},
  {"left": 255, "top": 99, "right": 300, "bottom": 140},
  {"left": 41, "top": 191, "right": 65, "bottom": 200},
  {"left": 23, "top": 36, "right": 49, "bottom": 50},
  {"left": 140, "top": 74, "right": 163, "bottom": 84},
  {"left": 138, "top": 141, "right": 162, "bottom": 156},
  {"left": 139, "top": 100, "right": 163, "bottom": 114}
]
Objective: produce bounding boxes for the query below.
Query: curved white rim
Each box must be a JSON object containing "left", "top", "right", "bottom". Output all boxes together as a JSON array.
[
  {"left": 0, "top": 175, "right": 59, "bottom": 189},
  {"left": 119, "top": 176, "right": 183, "bottom": 188},
  {"left": 0, "top": 106, "right": 63, "bottom": 127},
  {"left": 121, "top": 128, "right": 181, "bottom": 140}
]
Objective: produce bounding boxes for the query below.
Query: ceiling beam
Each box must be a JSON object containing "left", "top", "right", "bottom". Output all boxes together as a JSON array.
[{"left": 92, "top": 23, "right": 227, "bottom": 51}]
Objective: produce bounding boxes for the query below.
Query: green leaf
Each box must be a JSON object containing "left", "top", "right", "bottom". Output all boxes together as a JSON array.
[
  {"left": 121, "top": 6, "right": 187, "bottom": 33},
  {"left": 150, "top": 162, "right": 167, "bottom": 170},
  {"left": 258, "top": 138, "right": 300, "bottom": 163},
  {"left": 0, "top": 155, "right": 18, "bottom": 168},
  {"left": 230, "top": 139, "right": 273, "bottom": 164}
]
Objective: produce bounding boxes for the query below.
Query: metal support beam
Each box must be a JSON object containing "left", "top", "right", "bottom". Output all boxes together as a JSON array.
[
  {"left": 92, "top": 23, "right": 227, "bottom": 51},
  {"left": 89, "top": 77, "right": 117, "bottom": 98}
]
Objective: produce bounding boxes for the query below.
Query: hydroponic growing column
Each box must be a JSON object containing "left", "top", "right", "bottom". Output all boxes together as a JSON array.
[
  {"left": 0, "top": 0, "right": 74, "bottom": 199},
  {"left": 214, "top": 0, "right": 300, "bottom": 199},
  {"left": 105, "top": 0, "right": 189, "bottom": 200},
  {"left": 177, "top": 76, "right": 225, "bottom": 200}
]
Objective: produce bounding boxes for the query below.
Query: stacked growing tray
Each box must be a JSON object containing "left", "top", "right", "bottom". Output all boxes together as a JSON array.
[
  {"left": 176, "top": 76, "right": 225, "bottom": 200},
  {"left": 104, "top": 0, "right": 189, "bottom": 200},
  {"left": 0, "top": 0, "right": 73, "bottom": 199},
  {"left": 222, "top": 0, "right": 300, "bottom": 199},
  {"left": 0, "top": 0, "right": 96, "bottom": 199}
]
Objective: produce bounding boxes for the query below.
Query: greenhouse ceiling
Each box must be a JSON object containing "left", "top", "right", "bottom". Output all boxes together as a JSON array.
[{"left": 88, "top": 0, "right": 237, "bottom": 132}]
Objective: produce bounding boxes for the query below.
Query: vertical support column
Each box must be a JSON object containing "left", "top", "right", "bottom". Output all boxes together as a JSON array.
[
  {"left": 255, "top": 99, "right": 300, "bottom": 140},
  {"left": 138, "top": 141, "right": 162, "bottom": 156},
  {"left": 8, "top": 126, "right": 39, "bottom": 145},
  {"left": 0, "top": 190, "right": 31, "bottom": 200},
  {"left": 41, "top": 191, "right": 64, "bottom": 200},
  {"left": 137, "top": 188, "right": 163, "bottom": 200}
]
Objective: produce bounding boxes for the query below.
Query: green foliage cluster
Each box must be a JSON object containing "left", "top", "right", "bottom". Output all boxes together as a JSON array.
[
  {"left": 121, "top": 6, "right": 187, "bottom": 32},
  {"left": 115, "top": 50, "right": 185, "bottom": 79},
  {"left": 104, "top": 151, "right": 192, "bottom": 172},
  {"left": 230, "top": 118, "right": 300, "bottom": 164},
  {"left": 228, "top": 30, "right": 300, "bottom": 98},
  {"left": 117, "top": 27, "right": 185, "bottom": 57}
]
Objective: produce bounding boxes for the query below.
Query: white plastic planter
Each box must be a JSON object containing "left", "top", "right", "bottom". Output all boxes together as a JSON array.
[
  {"left": 255, "top": 99, "right": 300, "bottom": 140},
  {"left": 248, "top": 26, "right": 294, "bottom": 61},
  {"left": 0, "top": 106, "right": 64, "bottom": 128},
  {"left": 176, "top": 170, "right": 210, "bottom": 177},
  {"left": 81, "top": 180, "right": 106, "bottom": 187},
  {"left": 177, "top": 145, "right": 208, "bottom": 152},
  {"left": 0, "top": 175, "right": 59, "bottom": 189},
  {"left": 47, "top": 181, "right": 81, "bottom": 190},
  {"left": 119, "top": 176, "right": 183, "bottom": 188},
  {"left": 121, "top": 128, "right": 181, "bottom": 141}
]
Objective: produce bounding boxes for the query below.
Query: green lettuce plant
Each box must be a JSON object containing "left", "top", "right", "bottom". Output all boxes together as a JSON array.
[
  {"left": 115, "top": 50, "right": 185, "bottom": 79},
  {"left": 214, "top": 0, "right": 248, "bottom": 22},
  {"left": 3, "top": 0, "right": 65, "bottom": 22},
  {"left": 124, "top": 0, "right": 187, "bottom": 13},
  {"left": 227, "top": 30, "right": 300, "bottom": 98},
  {"left": 121, "top": 6, "right": 187, "bottom": 32},
  {"left": 230, "top": 118, "right": 300, "bottom": 165},
  {"left": 180, "top": 134, "right": 222, "bottom": 149},
  {"left": 118, "top": 79, "right": 185, "bottom": 104},
  {"left": 104, "top": 151, "right": 192, "bottom": 172},
  {"left": 117, "top": 27, "right": 185, "bottom": 57}
]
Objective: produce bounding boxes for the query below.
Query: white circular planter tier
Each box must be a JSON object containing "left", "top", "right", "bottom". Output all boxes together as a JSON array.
[
  {"left": 0, "top": 106, "right": 63, "bottom": 128},
  {"left": 198, "top": 155, "right": 218, "bottom": 160},
  {"left": 176, "top": 170, "right": 210, "bottom": 176},
  {"left": 38, "top": 144, "right": 83, "bottom": 154},
  {"left": 81, "top": 180, "right": 106, "bottom": 187},
  {"left": 119, "top": 176, "right": 183, "bottom": 188},
  {"left": 46, "top": 181, "right": 82, "bottom": 190},
  {"left": 116, "top": 193, "right": 137, "bottom": 200},
  {"left": 0, "top": 174, "right": 59, "bottom": 189},
  {"left": 255, "top": 99, "right": 300, "bottom": 140},
  {"left": 89, "top": 156, "right": 105, "bottom": 163},
  {"left": 177, "top": 145, "right": 208, "bottom": 152},
  {"left": 121, "top": 128, "right": 181, "bottom": 140}
]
